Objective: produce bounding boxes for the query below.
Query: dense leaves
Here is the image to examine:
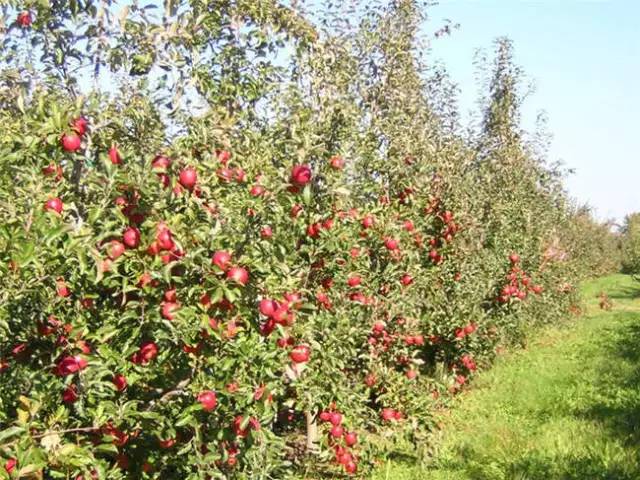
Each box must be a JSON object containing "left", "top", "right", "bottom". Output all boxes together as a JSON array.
[{"left": 0, "top": 1, "right": 617, "bottom": 479}]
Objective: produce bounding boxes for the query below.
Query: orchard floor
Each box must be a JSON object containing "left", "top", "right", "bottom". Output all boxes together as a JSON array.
[{"left": 374, "top": 274, "right": 640, "bottom": 480}]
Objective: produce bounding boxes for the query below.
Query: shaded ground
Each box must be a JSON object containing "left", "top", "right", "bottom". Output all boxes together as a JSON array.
[{"left": 375, "top": 274, "right": 640, "bottom": 480}]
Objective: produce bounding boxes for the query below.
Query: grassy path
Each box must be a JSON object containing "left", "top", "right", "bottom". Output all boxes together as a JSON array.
[{"left": 375, "top": 274, "right": 640, "bottom": 480}]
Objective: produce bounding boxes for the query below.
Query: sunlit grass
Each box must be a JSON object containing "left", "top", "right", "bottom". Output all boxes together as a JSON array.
[{"left": 375, "top": 274, "right": 640, "bottom": 480}]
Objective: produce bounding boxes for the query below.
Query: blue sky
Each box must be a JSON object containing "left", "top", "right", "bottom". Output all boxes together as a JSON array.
[{"left": 427, "top": 0, "right": 640, "bottom": 223}]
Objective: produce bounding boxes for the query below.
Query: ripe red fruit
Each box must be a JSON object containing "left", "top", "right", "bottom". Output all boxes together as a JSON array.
[
  {"left": 291, "top": 204, "right": 303, "bottom": 218},
  {"left": 400, "top": 274, "right": 413, "bottom": 286},
  {"left": 347, "top": 275, "right": 361, "bottom": 287},
  {"left": 108, "top": 146, "right": 122, "bottom": 165},
  {"left": 164, "top": 289, "right": 177, "bottom": 302},
  {"left": 161, "top": 301, "right": 179, "bottom": 320},
  {"left": 214, "top": 149, "right": 230, "bottom": 165},
  {"left": 42, "top": 163, "right": 63, "bottom": 179},
  {"left": 365, "top": 373, "right": 376, "bottom": 387},
  {"left": 123, "top": 227, "right": 141, "bottom": 249},
  {"left": 157, "top": 228, "right": 174, "bottom": 251},
  {"left": 384, "top": 237, "right": 399, "bottom": 251},
  {"left": 329, "top": 155, "right": 344, "bottom": 170},
  {"left": 61, "top": 133, "right": 82, "bottom": 152},
  {"left": 56, "top": 279, "right": 71, "bottom": 298},
  {"left": 112, "top": 374, "right": 127, "bottom": 391},
  {"left": 403, "top": 219, "right": 415, "bottom": 231},
  {"left": 306, "top": 223, "right": 321, "bottom": 238},
  {"left": 509, "top": 253, "right": 520, "bottom": 264},
  {"left": 226, "top": 266, "right": 249, "bottom": 286},
  {"left": 179, "top": 168, "right": 197, "bottom": 190},
  {"left": 406, "top": 369, "right": 417, "bottom": 380},
  {"left": 250, "top": 184, "right": 265, "bottom": 197},
  {"left": 532, "top": 285, "right": 543, "bottom": 294},
  {"left": 361, "top": 214, "right": 374, "bottom": 229},
  {"left": 381, "top": 408, "right": 395, "bottom": 421},
  {"left": 319, "top": 411, "right": 331, "bottom": 422},
  {"left": 197, "top": 390, "right": 217, "bottom": 411},
  {"left": 344, "top": 461, "right": 357, "bottom": 475},
  {"left": 329, "top": 412, "right": 343, "bottom": 426},
  {"left": 344, "top": 431, "right": 357, "bottom": 446},
  {"left": 17, "top": 11, "right": 32, "bottom": 27},
  {"left": 4, "top": 458, "right": 16, "bottom": 474},
  {"left": 107, "top": 240, "right": 126, "bottom": 260},
  {"left": 330, "top": 425, "right": 344, "bottom": 438},
  {"left": 71, "top": 117, "right": 88, "bottom": 136},
  {"left": 157, "top": 173, "right": 170, "bottom": 188},
  {"left": 133, "top": 341, "right": 158, "bottom": 364},
  {"left": 158, "top": 438, "right": 176, "bottom": 449},
  {"left": 62, "top": 385, "right": 78, "bottom": 404},
  {"left": 372, "top": 321, "right": 386, "bottom": 334},
  {"left": 151, "top": 155, "right": 171, "bottom": 170},
  {"left": 290, "top": 164, "right": 312, "bottom": 186},
  {"left": 289, "top": 345, "right": 310, "bottom": 364},
  {"left": 44, "top": 197, "right": 63, "bottom": 214},
  {"left": 56, "top": 355, "right": 88, "bottom": 376},
  {"left": 259, "top": 298, "right": 278, "bottom": 317},
  {"left": 260, "top": 226, "right": 273, "bottom": 238},
  {"left": 212, "top": 250, "right": 231, "bottom": 271}
]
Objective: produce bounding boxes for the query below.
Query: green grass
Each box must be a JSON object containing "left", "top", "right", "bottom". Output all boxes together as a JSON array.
[{"left": 374, "top": 274, "right": 640, "bottom": 480}]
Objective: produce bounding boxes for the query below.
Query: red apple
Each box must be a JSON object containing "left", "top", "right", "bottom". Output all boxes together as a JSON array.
[
  {"left": 61, "top": 133, "right": 82, "bottom": 152},
  {"left": 17, "top": 11, "right": 32, "bottom": 27},
  {"left": 361, "top": 214, "right": 374, "bottom": 229},
  {"left": 290, "top": 164, "right": 312, "bottom": 186},
  {"left": 62, "top": 385, "right": 78, "bottom": 404},
  {"left": 158, "top": 438, "right": 176, "bottom": 449},
  {"left": 4, "top": 458, "right": 16, "bottom": 474},
  {"left": 179, "top": 168, "right": 197, "bottom": 190},
  {"left": 509, "top": 253, "right": 520, "bottom": 264},
  {"left": 112, "top": 374, "right": 127, "bottom": 391},
  {"left": 329, "top": 155, "right": 344, "bottom": 170},
  {"left": 197, "top": 390, "right": 217, "bottom": 411},
  {"left": 250, "top": 185, "right": 265, "bottom": 197},
  {"left": 400, "top": 274, "right": 413, "bottom": 286},
  {"left": 44, "top": 197, "right": 63, "bottom": 214},
  {"left": 161, "top": 301, "right": 179, "bottom": 320},
  {"left": 132, "top": 341, "right": 158, "bottom": 364},
  {"left": 329, "top": 412, "right": 342, "bottom": 426},
  {"left": 259, "top": 299, "right": 278, "bottom": 317},
  {"left": 107, "top": 240, "right": 126, "bottom": 260},
  {"left": 56, "top": 279, "right": 70, "bottom": 298},
  {"left": 123, "top": 227, "right": 141, "bottom": 249},
  {"left": 330, "top": 425, "right": 344, "bottom": 438},
  {"left": 384, "top": 237, "right": 399, "bottom": 251},
  {"left": 289, "top": 344, "right": 310, "bottom": 364},
  {"left": 71, "top": 117, "right": 88, "bottom": 136},
  {"left": 226, "top": 266, "right": 249, "bottom": 286},
  {"left": 56, "top": 355, "right": 88, "bottom": 376},
  {"left": 260, "top": 226, "right": 273, "bottom": 239},
  {"left": 151, "top": 155, "right": 171, "bottom": 170},
  {"left": 109, "top": 146, "right": 122, "bottom": 165},
  {"left": 212, "top": 250, "right": 231, "bottom": 271},
  {"left": 344, "top": 431, "right": 357, "bottom": 446},
  {"left": 157, "top": 229, "right": 174, "bottom": 251},
  {"left": 344, "top": 461, "right": 357, "bottom": 475},
  {"left": 381, "top": 408, "right": 395, "bottom": 421}
]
